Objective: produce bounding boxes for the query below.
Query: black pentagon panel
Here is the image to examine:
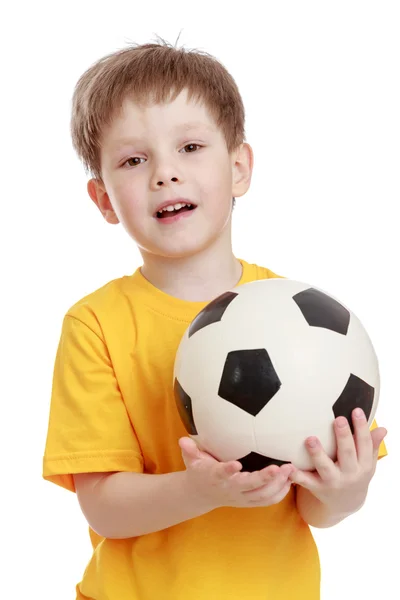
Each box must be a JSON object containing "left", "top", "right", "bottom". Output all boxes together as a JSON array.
[
  {"left": 332, "top": 373, "right": 375, "bottom": 434},
  {"left": 293, "top": 288, "right": 351, "bottom": 335},
  {"left": 188, "top": 291, "right": 238, "bottom": 338},
  {"left": 218, "top": 349, "right": 281, "bottom": 417},
  {"left": 174, "top": 378, "right": 198, "bottom": 435},
  {"left": 239, "top": 451, "right": 290, "bottom": 472}
]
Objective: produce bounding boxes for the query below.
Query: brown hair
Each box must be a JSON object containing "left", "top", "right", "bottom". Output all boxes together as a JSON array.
[{"left": 70, "top": 36, "right": 246, "bottom": 182}]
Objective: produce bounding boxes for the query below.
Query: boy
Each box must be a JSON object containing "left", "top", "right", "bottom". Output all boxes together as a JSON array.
[{"left": 42, "top": 39, "right": 387, "bottom": 600}]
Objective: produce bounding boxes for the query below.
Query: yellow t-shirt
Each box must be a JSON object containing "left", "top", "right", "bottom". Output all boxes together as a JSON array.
[{"left": 43, "top": 259, "right": 386, "bottom": 600}]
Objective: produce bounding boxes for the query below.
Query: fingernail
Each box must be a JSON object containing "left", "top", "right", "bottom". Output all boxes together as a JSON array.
[
  {"left": 354, "top": 408, "right": 364, "bottom": 419},
  {"left": 336, "top": 416, "right": 348, "bottom": 428},
  {"left": 307, "top": 437, "right": 317, "bottom": 448}
]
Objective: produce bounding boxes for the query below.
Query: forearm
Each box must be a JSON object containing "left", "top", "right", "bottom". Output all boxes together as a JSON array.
[
  {"left": 90, "top": 471, "right": 214, "bottom": 539},
  {"left": 295, "top": 485, "right": 366, "bottom": 528}
]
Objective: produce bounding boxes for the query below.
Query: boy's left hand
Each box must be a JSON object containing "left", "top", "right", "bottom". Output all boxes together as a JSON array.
[{"left": 289, "top": 408, "right": 387, "bottom": 512}]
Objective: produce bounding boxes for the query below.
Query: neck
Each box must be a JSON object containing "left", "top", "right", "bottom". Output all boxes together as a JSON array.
[{"left": 139, "top": 231, "right": 242, "bottom": 302}]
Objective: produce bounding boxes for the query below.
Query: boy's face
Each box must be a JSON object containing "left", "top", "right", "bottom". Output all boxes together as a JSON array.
[{"left": 88, "top": 88, "right": 253, "bottom": 260}]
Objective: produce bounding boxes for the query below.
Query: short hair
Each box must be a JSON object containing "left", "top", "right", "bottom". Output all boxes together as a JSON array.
[{"left": 70, "top": 35, "right": 246, "bottom": 191}]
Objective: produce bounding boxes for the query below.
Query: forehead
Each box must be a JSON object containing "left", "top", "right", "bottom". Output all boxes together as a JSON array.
[{"left": 104, "top": 89, "right": 219, "bottom": 148}]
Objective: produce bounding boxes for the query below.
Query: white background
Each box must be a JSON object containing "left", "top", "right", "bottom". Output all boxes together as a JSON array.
[{"left": 1, "top": 1, "right": 399, "bottom": 598}]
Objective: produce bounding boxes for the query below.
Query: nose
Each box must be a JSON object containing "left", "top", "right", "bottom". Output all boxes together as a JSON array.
[{"left": 151, "top": 152, "right": 181, "bottom": 189}]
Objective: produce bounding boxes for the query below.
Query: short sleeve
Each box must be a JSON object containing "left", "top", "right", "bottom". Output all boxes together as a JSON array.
[
  {"left": 370, "top": 419, "right": 388, "bottom": 460},
  {"left": 43, "top": 314, "right": 143, "bottom": 493}
]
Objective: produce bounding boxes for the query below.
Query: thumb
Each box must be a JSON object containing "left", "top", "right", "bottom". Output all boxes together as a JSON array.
[
  {"left": 179, "top": 437, "right": 217, "bottom": 466},
  {"left": 179, "top": 437, "right": 202, "bottom": 464},
  {"left": 371, "top": 427, "right": 387, "bottom": 457}
]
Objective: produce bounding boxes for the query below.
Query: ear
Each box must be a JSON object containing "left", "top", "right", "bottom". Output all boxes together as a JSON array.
[
  {"left": 231, "top": 143, "right": 254, "bottom": 199},
  {"left": 87, "top": 179, "right": 120, "bottom": 225}
]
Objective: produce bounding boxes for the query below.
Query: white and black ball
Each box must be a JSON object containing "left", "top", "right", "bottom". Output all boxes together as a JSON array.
[{"left": 173, "top": 279, "right": 380, "bottom": 470}]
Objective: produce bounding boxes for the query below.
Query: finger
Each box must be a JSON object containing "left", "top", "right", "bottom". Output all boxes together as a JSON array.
[
  {"left": 179, "top": 437, "right": 200, "bottom": 458},
  {"left": 304, "top": 436, "right": 338, "bottom": 483},
  {"left": 351, "top": 408, "right": 373, "bottom": 469},
  {"left": 179, "top": 437, "right": 213, "bottom": 464},
  {"left": 288, "top": 467, "right": 320, "bottom": 491},
  {"left": 216, "top": 459, "right": 243, "bottom": 479},
  {"left": 268, "top": 480, "right": 293, "bottom": 505},
  {"left": 280, "top": 463, "right": 296, "bottom": 478},
  {"left": 245, "top": 478, "right": 292, "bottom": 506},
  {"left": 371, "top": 427, "right": 387, "bottom": 463},
  {"left": 235, "top": 465, "right": 281, "bottom": 492},
  {"left": 257, "top": 463, "right": 295, "bottom": 485},
  {"left": 242, "top": 469, "right": 288, "bottom": 497},
  {"left": 335, "top": 415, "right": 358, "bottom": 473},
  {"left": 179, "top": 439, "right": 244, "bottom": 480}
]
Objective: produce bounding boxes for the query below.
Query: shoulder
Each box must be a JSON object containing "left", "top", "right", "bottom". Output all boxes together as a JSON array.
[
  {"left": 64, "top": 274, "right": 137, "bottom": 330},
  {"left": 240, "top": 259, "right": 285, "bottom": 282}
]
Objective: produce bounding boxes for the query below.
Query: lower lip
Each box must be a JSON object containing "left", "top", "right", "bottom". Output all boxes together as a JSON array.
[{"left": 155, "top": 208, "right": 197, "bottom": 224}]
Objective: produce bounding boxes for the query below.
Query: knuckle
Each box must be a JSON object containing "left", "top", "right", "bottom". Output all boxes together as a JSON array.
[
  {"left": 216, "top": 469, "right": 228, "bottom": 482},
  {"left": 329, "top": 479, "right": 341, "bottom": 491},
  {"left": 350, "top": 471, "right": 364, "bottom": 484},
  {"left": 259, "top": 481, "right": 287, "bottom": 506},
  {"left": 271, "top": 486, "right": 291, "bottom": 505},
  {"left": 319, "top": 466, "right": 332, "bottom": 479}
]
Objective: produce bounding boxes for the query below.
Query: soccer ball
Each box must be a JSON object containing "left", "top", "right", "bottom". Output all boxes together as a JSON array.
[{"left": 173, "top": 279, "right": 380, "bottom": 471}]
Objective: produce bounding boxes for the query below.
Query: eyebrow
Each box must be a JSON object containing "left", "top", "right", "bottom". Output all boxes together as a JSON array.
[{"left": 113, "top": 121, "right": 215, "bottom": 148}]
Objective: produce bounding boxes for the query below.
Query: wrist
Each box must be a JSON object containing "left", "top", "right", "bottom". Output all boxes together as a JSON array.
[
  {"left": 327, "top": 490, "right": 367, "bottom": 517},
  {"left": 296, "top": 486, "right": 367, "bottom": 528},
  {"left": 181, "top": 469, "right": 221, "bottom": 513}
]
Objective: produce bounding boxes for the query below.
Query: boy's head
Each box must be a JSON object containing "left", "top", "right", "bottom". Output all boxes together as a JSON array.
[{"left": 71, "top": 38, "right": 253, "bottom": 261}]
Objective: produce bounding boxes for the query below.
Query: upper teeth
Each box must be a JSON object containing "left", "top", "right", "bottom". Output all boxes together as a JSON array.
[{"left": 159, "top": 202, "right": 192, "bottom": 213}]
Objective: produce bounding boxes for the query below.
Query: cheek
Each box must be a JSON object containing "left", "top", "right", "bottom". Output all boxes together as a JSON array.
[
  {"left": 201, "top": 164, "right": 232, "bottom": 197},
  {"left": 113, "top": 184, "right": 143, "bottom": 217}
]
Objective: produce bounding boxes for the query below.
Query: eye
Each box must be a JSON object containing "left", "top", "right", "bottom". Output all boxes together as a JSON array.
[
  {"left": 122, "top": 144, "right": 202, "bottom": 169},
  {"left": 182, "top": 143, "right": 202, "bottom": 153},
  {"left": 124, "top": 157, "right": 145, "bottom": 168}
]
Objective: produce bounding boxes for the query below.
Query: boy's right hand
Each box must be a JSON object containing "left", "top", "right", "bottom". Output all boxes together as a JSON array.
[{"left": 179, "top": 437, "right": 294, "bottom": 510}]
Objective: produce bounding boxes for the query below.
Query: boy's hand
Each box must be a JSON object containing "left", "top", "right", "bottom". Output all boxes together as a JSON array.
[
  {"left": 288, "top": 408, "right": 387, "bottom": 514},
  {"left": 179, "top": 437, "right": 294, "bottom": 510}
]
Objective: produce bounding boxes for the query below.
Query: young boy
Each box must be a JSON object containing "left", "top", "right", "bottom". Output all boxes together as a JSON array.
[{"left": 42, "top": 39, "right": 387, "bottom": 600}]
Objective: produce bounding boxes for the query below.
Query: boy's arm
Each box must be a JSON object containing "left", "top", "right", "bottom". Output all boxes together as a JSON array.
[
  {"left": 74, "top": 470, "right": 212, "bottom": 539},
  {"left": 74, "top": 438, "right": 295, "bottom": 539}
]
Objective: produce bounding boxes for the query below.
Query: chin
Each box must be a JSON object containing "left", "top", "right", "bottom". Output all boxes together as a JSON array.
[
  {"left": 153, "top": 236, "right": 219, "bottom": 259},
  {"left": 159, "top": 245, "right": 207, "bottom": 259}
]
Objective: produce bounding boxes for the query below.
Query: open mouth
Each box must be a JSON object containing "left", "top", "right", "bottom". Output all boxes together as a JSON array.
[{"left": 156, "top": 203, "right": 197, "bottom": 219}]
